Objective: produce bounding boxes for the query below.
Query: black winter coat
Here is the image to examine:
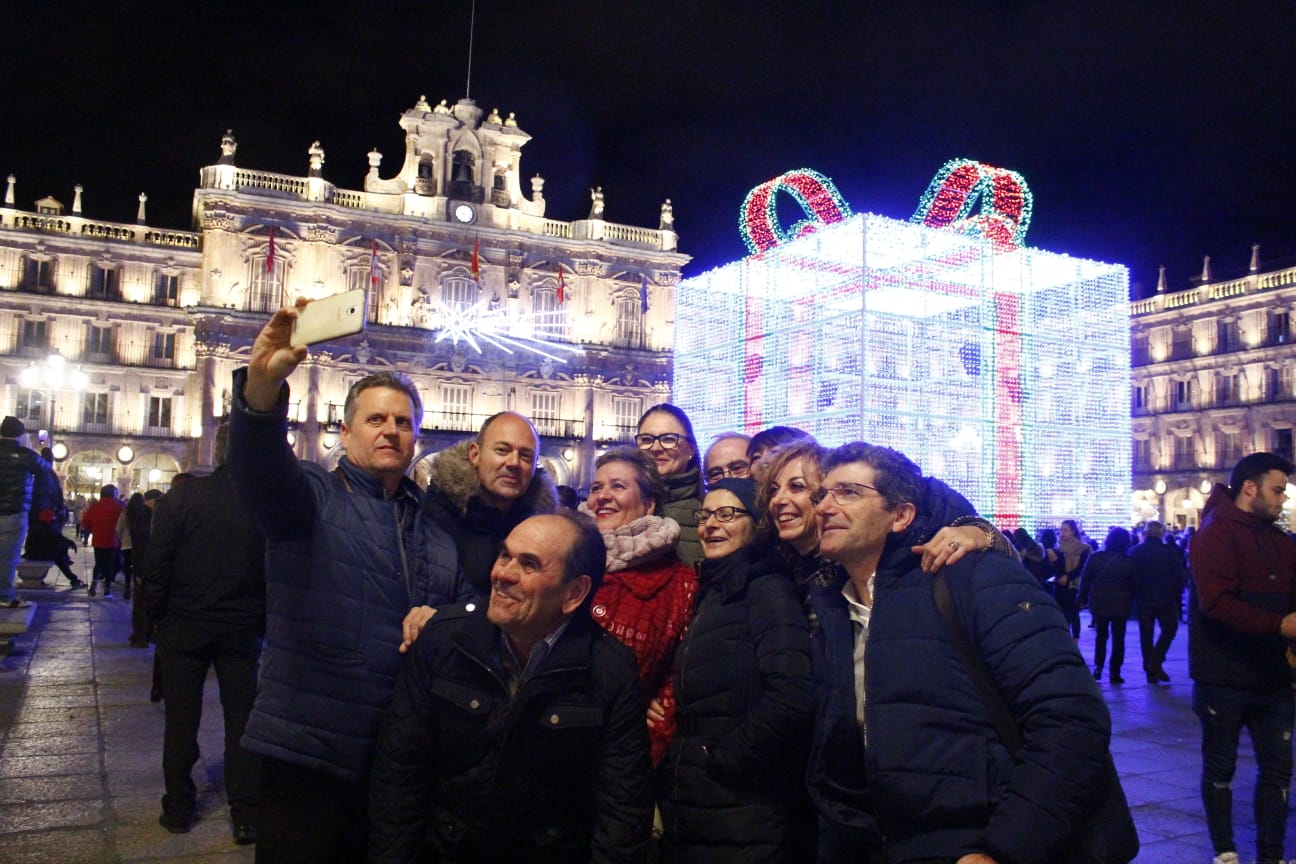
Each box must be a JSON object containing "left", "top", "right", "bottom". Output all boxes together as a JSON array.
[
  {"left": 137, "top": 465, "right": 265, "bottom": 629},
  {"left": 659, "top": 541, "right": 815, "bottom": 863},
  {"left": 1129, "top": 539, "right": 1186, "bottom": 614},
  {"left": 369, "top": 609, "right": 652, "bottom": 864},
  {"left": 0, "top": 440, "right": 46, "bottom": 516},
  {"left": 1078, "top": 549, "right": 1136, "bottom": 620}
]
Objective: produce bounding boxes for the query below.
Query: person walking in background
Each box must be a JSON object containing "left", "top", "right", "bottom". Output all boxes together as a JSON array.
[
  {"left": 127, "top": 490, "right": 162, "bottom": 647},
  {"left": 25, "top": 445, "right": 82, "bottom": 589},
  {"left": 1189, "top": 452, "right": 1296, "bottom": 864},
  {"left": 138, "top": 425, "right": 266, "bottom": 842},
  {"left": 0, "top": 416, "right": 48, "bottom": 608},
  {"left": 115, "top": 492, "right": 146, "bottom": 601},
  {"left": 1054, "top": 518, "right": 1090, "bottom": 639},
  {"left": 1079, "top": 527, "right": 1137, "bottom": 684},
  {"left": 81, "top": 484, "right": 124, "bottom": 597},
  {"left": 1130, "top": 520, "right": 1187, "bottom": 684}
]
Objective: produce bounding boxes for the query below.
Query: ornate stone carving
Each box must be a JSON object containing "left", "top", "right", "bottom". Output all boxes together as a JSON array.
[
  {"left": 203, "top": 212, "right": 237, "bottom": 231},
  {"left": 302, "top": 225, "right": 338, "bottom": 243}
]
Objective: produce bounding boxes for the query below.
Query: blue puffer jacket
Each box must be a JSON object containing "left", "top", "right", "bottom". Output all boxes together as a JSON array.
[
  {"left": 808, "top": 480, "right": 1111, "bottom": 864},
  {"left": 229, "top": 368, "right": 471, "bottom": 783}
]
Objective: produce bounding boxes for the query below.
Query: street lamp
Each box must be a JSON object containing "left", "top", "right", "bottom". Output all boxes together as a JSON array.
[{"left": 19, "top": 350, "right": 87, "bottom": 450}]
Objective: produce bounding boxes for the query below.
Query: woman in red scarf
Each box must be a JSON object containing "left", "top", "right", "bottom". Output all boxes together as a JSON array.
[{"left": 584, "top": 447, "right": 697, "bottom": 765}]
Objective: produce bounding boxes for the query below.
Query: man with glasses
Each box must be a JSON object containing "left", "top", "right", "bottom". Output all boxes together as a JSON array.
[
  {"left": 703, "top": 432, "right": 751, "bottom": 489},
  {"left": 1189, "top": 452, "right": 1296, "bottom": 864},
  {"left": 805, "top": 441, "right": 1117, "bottom": 864}
]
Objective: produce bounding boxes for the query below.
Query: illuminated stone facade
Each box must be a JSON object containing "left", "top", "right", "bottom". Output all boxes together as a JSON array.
[
  {"left": 1130, "top": 254, "right": 1296, "bottom": 527},
  {"left": 0, "top": 97, "right": 687, "bottom": 503}
]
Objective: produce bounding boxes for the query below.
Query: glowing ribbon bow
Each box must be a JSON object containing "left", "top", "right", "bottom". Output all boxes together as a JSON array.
[
  {"left": 740, "top": 169, "right": 852, "bottom": 254},
  {"left": 911, "top": 159, "right": 1033, "bottom": 250}
]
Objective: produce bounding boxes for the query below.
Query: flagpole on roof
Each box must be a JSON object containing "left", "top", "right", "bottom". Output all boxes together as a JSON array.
[{"left": 465, "top": 0, "right": 477, "bottom": 100}]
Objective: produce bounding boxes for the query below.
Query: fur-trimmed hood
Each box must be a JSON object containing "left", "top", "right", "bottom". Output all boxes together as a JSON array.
[{"left": 422, "top": 439, "right": 558, "bottom": 520}]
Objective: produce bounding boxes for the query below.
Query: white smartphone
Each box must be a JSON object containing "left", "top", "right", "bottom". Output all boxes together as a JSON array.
[{"left": 290, "top": 289, "right": 366, "bottom": 347}]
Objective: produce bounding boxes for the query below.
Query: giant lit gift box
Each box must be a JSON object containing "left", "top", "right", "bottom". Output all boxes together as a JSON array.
[{"left": 672, "top": 166, "right": 1131, "bottom": 530}]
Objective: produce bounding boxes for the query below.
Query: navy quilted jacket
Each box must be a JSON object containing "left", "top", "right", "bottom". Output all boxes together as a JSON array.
[
  {"left": 808, "top": 480, "right": 1111, "bottom": 864},
  {"left": 229, "top": 368, "right": 471, "bottom": 783}
]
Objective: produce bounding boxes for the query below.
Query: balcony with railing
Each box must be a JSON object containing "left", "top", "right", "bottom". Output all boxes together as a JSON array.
[
  {"left": 423, "top": 410, "right": 585, "bottom": 440},
  {"left": 197, "top": 165, "right": 677, "bottom": 252},
  {"left": 1, "top": 208, "right": 201, "bottom": 250},
  {"left": 2, "top": 326, "right": 194, "bottom": 372}
]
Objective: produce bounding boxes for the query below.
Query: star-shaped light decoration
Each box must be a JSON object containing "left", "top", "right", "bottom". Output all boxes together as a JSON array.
[{"left": 431, "top": 298, "right": 583, "bottom": 363}]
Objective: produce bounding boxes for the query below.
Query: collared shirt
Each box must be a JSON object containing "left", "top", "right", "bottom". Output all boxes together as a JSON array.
[
  {"left": 500, "top": 619, "right": 572, "bottom": 697},
  {"left": 842, "top": 574, "right": 875, "bottom": 744}
]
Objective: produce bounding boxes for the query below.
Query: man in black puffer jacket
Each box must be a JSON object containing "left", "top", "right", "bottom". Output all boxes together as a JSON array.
[
  {"left": 807, "top": 442, "right": 1121, "bottom": 864},
  {"left": 370, "top": 513, "right": 651, "bottom": 864},
  {"left": 0, "top": 416, "right": 48, "bottom": 608}
]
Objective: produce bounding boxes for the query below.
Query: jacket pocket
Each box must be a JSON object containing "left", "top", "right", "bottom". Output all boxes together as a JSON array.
[
  {"left": 429, "top": 678, "right": 495, "bottom": 716},
  {"left": 535, "top": 703, "right": 603, "bottom": 730}
]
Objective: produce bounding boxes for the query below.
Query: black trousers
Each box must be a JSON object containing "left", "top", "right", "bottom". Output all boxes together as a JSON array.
[
  {"left": 256, "top": 757, "right": 370, "bottom": 864},
  {"left": 91, "top": 547, "right": 118, "bottom": 590},
  {"left": 155, "top": 617, "right": 261, "bottom": 823},
  {"left": 1138, "top": 607, "right": 1179, "bottom": 672}
]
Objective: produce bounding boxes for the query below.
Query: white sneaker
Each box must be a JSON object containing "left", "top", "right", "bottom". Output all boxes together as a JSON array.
[{"left": 1210, "top": 853, "right": 1239, "bottom": 864}]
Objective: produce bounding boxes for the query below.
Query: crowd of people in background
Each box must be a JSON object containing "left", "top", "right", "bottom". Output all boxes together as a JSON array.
[{"left": 7, "top": 299, "right": 1296, "bottom": 864}]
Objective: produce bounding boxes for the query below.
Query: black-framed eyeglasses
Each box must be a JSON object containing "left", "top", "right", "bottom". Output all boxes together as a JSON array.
[
  {"left": 693, "top": 506, "right": 752, "bottom": 524},
  {"left": 705, "top": 460, "right": 751, "bottom": 484},
  {"left": 810, "top": 482, "right": 880, "bottom": 506},
  {"left": 635, "top": 433, "right": 684, "bottom": 450}
]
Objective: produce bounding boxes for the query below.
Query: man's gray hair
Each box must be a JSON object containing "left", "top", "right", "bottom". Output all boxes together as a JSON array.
[{"left": 343, "top": 371, "right": 423, "bottom": 430}]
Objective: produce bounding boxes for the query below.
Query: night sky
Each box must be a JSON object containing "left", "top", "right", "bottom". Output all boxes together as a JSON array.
[{"left": 4, "top": 1, "right": 1295, "bottom": 297}]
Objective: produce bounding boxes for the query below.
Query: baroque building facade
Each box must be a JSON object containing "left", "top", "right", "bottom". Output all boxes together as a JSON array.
[
  {"left": 1130, "top": 250, "right": 1296, "bottom": 528},
  {"left": 0, "top": 96, "right": 687, "bottom": 505}
]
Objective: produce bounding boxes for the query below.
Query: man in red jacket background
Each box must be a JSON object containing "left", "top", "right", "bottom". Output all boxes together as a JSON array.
[
  {"left": 1189, "top": 451, "right": 1296, "bottom": 864},
  {"left": 80, "top": 484, "right": 123, "bottom": 597}
]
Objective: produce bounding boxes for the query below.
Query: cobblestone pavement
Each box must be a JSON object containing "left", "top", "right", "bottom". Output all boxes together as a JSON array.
[{"left": 0, "top": 547, "right": 1293, "bottom": 863}]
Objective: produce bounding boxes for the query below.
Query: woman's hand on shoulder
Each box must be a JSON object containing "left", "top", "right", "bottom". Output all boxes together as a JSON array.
[{"left": 913, "top": 525, "right": 991, "bottom": 573}]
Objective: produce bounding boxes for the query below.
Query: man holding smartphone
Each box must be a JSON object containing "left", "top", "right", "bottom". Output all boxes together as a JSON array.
[{"left": 228, "top": 300, "right": 472, "bottom": 863}]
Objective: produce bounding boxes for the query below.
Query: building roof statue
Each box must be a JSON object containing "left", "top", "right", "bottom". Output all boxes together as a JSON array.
[
  {"left": 307, "top": 141, "right": 325, "bottom": 177},
  {"left": 659, "top": 199, "right": 674, "bottom": 232},
  {"left": 219, "top": 130, "right": 237, "bottom": 165}
]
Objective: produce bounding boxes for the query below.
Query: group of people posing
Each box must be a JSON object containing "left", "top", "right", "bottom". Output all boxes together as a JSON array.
[
  {"left": 172, "top": 298, "right": 1134, "bottom": 864},
  {"left": 133, "top": 297, "right": 1296, "bottom": 864}
]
